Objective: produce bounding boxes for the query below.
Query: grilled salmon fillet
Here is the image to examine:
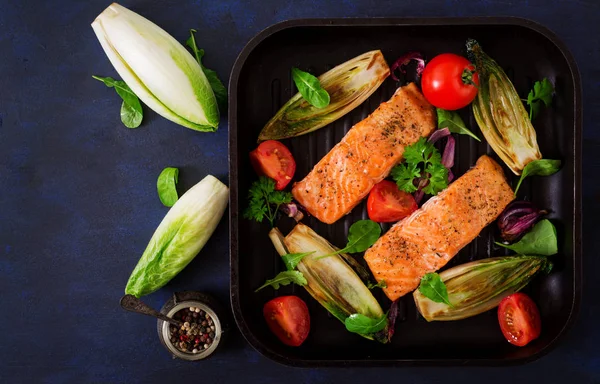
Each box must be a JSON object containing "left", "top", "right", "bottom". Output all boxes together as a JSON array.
[
  {"left": 292, "top": 83, "right": 436, "bottom": 224},
  {"left": 364, "top": 155, "right": 514, "bottom": 301}
]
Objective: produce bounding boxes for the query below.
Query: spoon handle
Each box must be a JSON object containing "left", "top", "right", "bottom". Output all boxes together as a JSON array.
[{"left": 120, "top": 294, "right": 183, "bottom": 327}]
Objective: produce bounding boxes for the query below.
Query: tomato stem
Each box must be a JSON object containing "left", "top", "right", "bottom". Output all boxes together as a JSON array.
[{"left": 462, "top": 68, "right": 479, "bottom": 89}]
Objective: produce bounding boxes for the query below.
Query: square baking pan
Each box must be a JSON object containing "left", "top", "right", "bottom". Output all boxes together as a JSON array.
[{"left": 229, "top": 18, "right": 582, "bottom": 366}]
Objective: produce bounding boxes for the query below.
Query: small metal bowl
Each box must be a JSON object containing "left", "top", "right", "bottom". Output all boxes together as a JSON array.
[{"left": 157, "top": 291, "right": 225, "bottom": 361}]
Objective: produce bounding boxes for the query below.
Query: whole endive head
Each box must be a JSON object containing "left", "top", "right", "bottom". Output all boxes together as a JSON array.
[{"left": 92, "top": 3, "right": 219, "bottom": 131}]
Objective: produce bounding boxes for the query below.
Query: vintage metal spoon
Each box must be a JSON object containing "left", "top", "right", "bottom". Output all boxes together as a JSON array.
[{"left": 120, "top": 294, "right": 184, "bottom": 327}]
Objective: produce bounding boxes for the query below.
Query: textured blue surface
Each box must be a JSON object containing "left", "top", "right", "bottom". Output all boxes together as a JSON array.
[{"left": 0, "top": 0, "right": 599, "bottom": 382}]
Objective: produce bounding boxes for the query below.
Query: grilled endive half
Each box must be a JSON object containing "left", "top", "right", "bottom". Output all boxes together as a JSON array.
[
  {"left": 413, "top": 255, "right": 551, "bottom": 321},
  {"left": 467, "top": 39, "right": 542, "bottom": 175},
  {"left": 269, "top": 224, "right": 389, "bottom": 343},
  {"left": 258, "top": 50, "right": 390, "bottom": 142}
]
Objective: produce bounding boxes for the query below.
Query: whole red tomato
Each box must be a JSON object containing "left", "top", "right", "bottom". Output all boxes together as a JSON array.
[{"left": 421, "top": 53, "right": 479, "bottom": 110}]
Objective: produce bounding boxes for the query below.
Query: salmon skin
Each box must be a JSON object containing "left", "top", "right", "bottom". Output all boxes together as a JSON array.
[
  {"left": 364, "top": 155, "right": 514, "bottom": 301},
  {"left": 292, "top": 83, "right": 436, "bottom": 224}
]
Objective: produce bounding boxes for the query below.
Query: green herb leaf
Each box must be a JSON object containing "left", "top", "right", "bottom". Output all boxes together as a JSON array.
[
  {"left": 390, "top": 162, "right": 421, "bottom": 193},
  {"left": 495, "top": 219, "right": 557, "bottom": 256},
  {"left": 316, "top": 220, "right": 381, "bottom": 260},
  {"left": 526, "top": 78, "right": 554, "bottom": 120},
  {"left": 418, "top": 273, "right": 453, "bottom": 307},
  {"left": 186, "top": 29, "right": 228, "bottom": 110},
  {"left": 436, "top": 108, "right": 481, "bottom": 141},
  {"left": 402, "top": 137, "right": 441, "bottom": 167},
  {"left": 291, "top": 67, "right": 330, "bottom": 108},
  {"left": 367, "top": 280, "right": 387, "bottom": 289},
  {"left": 93, "top": 75, "right": 143, "bottom": 128},
  {"left": 255, "top": 270, "right": 307, "bottom": 292},
  {"left": 243, "top": 177, "right": 293, "bottom": 227},
  {"left": 281, "top": 252, "right": 314, "bottom": 271},
  {"left": 120, "top": 101, "right": 143, "bottom": 128},
  {"left": 514, "top": 159, "right": 561, "bottom": 196},
  {"left": 391, "top": 137, "right": 448, "bottom": 197},
  {"left": 157, "top": 167, "right": 179, "bottom": 207},
  {"left": 422, "top": 163, "right": 449, "bottom": 195},
  {"left": 344, "top": 313, "right": 388, "bottom": 335},
  {"left": 344, "top": 220, "right": 382, "bottom": 253}
]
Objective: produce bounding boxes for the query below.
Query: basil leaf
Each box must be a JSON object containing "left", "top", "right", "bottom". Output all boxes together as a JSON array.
[
  {"left": 281, "top": 252, "right": 314, "bottom": 271},
  {"left": 514, "top": 159, "right": 561, "bottom": 196},
  {"left": 157, "top": 167, "right": 179, "bottom": 207},
  {"left": 344, "top": 220, "right": 381, "bottom": 253},
  {"left": 255, "top": 270, "right": 307, "bottom": 292},
  {"left": 495, "top": 219, "right": 557, "bottom": 256},
  {"left": 316, "top": 219, "right": 381, "bottom": 259},
  {"left": 186, "top": 30, "right": 227, "bottom": 110},
  {"left": 418, "top": 273, "right": 453, "bottom": 307},
  {"left": 291, "top": 67, "right": 330, "bottom": 108},
  {"left": 344, "top": 313, "right": 388, "bottom": 335},
  {"left": 92, "top": 75, "right": 143, "bottom": 128},
  {"left": 436, "top": 108, "right": 481, "bottom": 141},
  {"left": 120, "top": 101, "right": 143, "bottom": 128}
]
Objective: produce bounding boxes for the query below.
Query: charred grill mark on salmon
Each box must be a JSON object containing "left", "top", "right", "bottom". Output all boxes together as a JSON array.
[
  {"left": 364, "top": 155, "right": 515, "bottom": 301},
  {"left": 292, "top": 83, "right": 436, "bottom": 224}
]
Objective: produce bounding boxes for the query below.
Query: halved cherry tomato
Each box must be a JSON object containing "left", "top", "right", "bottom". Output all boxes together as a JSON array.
[
  {"left": 250, "top": 140, "right": 296, "bottom": 190},
  {"left": 367, "top": 180, "right": 418, "bottom": 223},
  {"left": 498, "top": 293, "right": 541, "bottom": 347},
  {"left": 263, "top": 296, "right": 310, "bottom": 347},
  {"left": 421, "top": 53, "right": 479, "bottom": 110}
]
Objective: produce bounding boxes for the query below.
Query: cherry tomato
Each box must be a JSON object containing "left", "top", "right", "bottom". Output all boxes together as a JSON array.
[
  {"left": 421, "top": 53, "right": 479, "bottom": 110},
  {"left": 498, "top": 293, "right": 541, "bottom": 347},
  {"left": 263, "top": 296, "right": 310, "bottom": 347},
  {"left": 367, "top": 180, "right": 418, "bottom": 223},
  {"left": 250, "top": 140, "right": 296, "bottom": 190}
]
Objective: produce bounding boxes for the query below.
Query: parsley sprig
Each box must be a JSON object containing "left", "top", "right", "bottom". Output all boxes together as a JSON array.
[
  {"left": 243, "top": 177, "right": 292, "bottom": 227},
  {"left": 391, "top": 137, "right": 449, "bottom": 196},
  {"left": 526, "top": 78, "right": 554, "bottom": 120}
]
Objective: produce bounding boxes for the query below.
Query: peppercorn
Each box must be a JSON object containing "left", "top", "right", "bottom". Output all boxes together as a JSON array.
[{"left": 168, "top": 307, "right": 216, "bottom": 354}]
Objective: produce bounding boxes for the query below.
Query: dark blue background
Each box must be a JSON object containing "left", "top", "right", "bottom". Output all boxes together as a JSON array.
[{"left": 1, "top": 0, "right": 598, "bottom": 382}]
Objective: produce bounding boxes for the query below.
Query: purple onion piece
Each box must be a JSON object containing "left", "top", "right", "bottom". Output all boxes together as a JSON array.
[
  {"left": 387, "top": 300, "right": 399, "bottom": 342},
  {"left": 497, "top": 200, "right": 548, "bottom": 242},
  {"left": 427, "top": 128, "right": 451, "bottom": 145},
  {"left": 279, "top": 202, "right": 305, "bottom": 222},
  {"left": 441, "top": 135, "right": 455, "bottom": 169},
  {"left": 413, "top": 177, "right": 429, "bottom": 204},
  {"left": 448, "top": 168, "right": 454, "bottom": 183},
  {"left": 390, "top": 52, "right": 425, "bottom": 81}
]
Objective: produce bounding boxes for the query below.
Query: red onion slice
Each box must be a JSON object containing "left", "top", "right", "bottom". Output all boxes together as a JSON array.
[
  {"left": 387, "top": 300, "right": 399, "bottom": 342},
  {"left": 497, "top": 201, "right": 548, "bottom": 242},
  {"left": 390, "top": 52, "right": 425, "bottom": 81}
]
